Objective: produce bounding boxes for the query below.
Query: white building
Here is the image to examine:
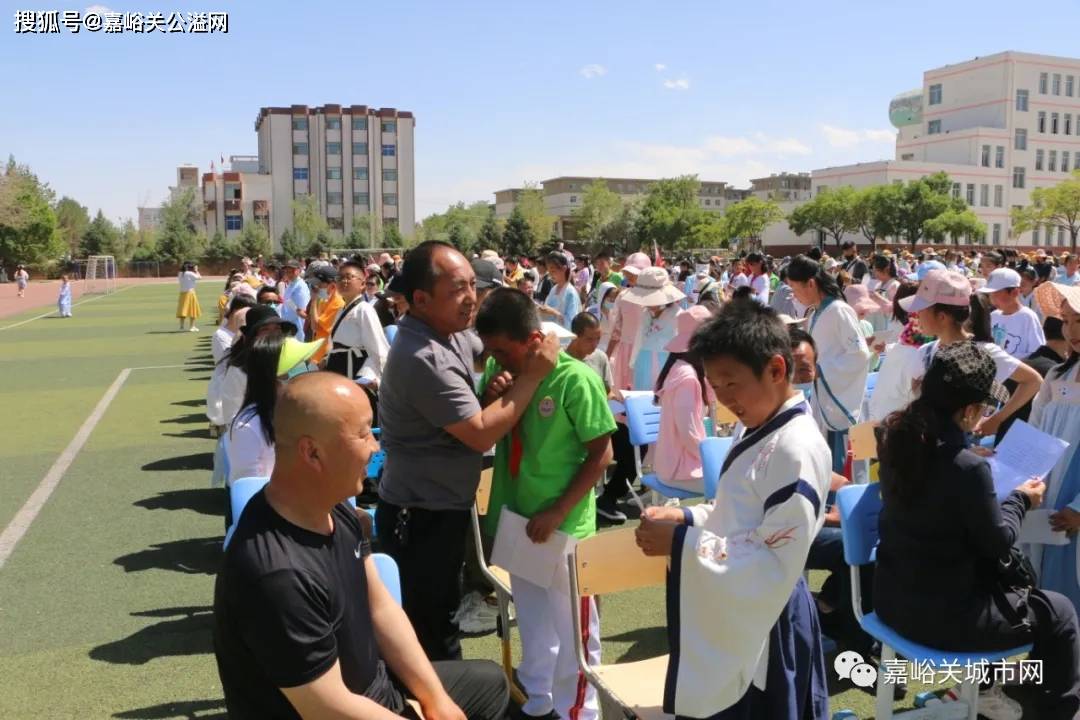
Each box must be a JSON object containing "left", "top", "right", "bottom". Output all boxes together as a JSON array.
[
  {"left": 255, "top": 104, "right": 416, "bottom": 249},
  {"left": 201, "top": 167, "right": 273, "bottom": 241},
  {"left": 811, "top": 51, "right": 1080, "bottom": 249}
]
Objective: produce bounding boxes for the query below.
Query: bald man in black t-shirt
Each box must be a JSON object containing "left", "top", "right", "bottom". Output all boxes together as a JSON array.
[{"left": 214, "top": 372, "right": 508, "bottom": 720}]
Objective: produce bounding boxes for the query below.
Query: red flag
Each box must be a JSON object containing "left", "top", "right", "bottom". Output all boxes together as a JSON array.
[{"left": 653, "top": 240, "right": 664, "bottom": 267}]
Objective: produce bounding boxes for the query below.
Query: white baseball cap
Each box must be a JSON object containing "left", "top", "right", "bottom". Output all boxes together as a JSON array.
[{"left": 977, "top": 268, "right": 1021, "bottom": 293}]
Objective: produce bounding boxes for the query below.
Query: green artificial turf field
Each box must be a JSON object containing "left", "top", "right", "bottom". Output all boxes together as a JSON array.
[{"left": 0, "top": 282, "right": 973, "bottom": 719}]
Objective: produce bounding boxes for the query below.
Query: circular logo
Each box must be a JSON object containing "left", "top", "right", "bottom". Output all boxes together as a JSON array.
[{"left": 538, "top": 396, "right": 555, "bottom": 418}]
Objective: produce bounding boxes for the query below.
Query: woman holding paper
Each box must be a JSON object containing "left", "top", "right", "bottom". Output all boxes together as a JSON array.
[
  {"left": 877, "top": 341, "right": 1080, "bottom": 719},
  {"left": 1030, "top": 286, "right": 1080, "bottom": 617}
]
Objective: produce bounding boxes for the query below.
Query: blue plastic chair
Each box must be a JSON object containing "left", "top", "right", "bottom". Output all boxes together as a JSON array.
[
  {"left": 699, "top": 436, "right": 734, "bottom": 500},
  {"left": 837, "top": 484, "right": 1033, "bottom": 719},
  {"left": 624, "top": 394, "right": 703, "bottom": 501},
  {"left": 372, "top": 552, "right": 402, "bottom": 605},
  {"left": 384, "top": 324, "right": 398, "bottom": 345},
  {"left": 223, "top": 476, "right": 270, "bottom": 549}
]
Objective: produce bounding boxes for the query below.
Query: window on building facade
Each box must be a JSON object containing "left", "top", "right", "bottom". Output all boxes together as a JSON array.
[
  {"left": 1052, "top": 113, "right": 1060, "bottom": 134},
  {"left": 1068, "top": 75, "right": 1076, "bottom": 97},
  {"left": 381, "top": 144, "right": 395, "bottom": 156},
  {"left": 1064, "top": 151, "right": 1071, "bottom": 173},
  {"left": 1066, "top": 114, "right": 1073, "bottom": 136},
  {"left": 1053, "top": 73, "right": 1062, "bottom": 95},
  {"left": 929, "top": 84, "right": 942, "bottom": 105},
  {"left": 352, "top": 117, "right": 367, "bottom": 131},
  {"left": 928, "top": 119, "right": 941, "bottom": 135},
  {"left": 384, "top": 194, "right": 397, "bottom": 206},
  {"left": 1033, "top": 226, "right": 1041, "bottom": 245},
  {"left": 1061, "top": 227, "right": 1067, "bottom": 247},
  {"left": 992, "top": 224, "right": 1001, "bottom": 245},
  {"left": 326, "top": 117, "right": 342, "bottom": 130},
  {"left": 1015, "top": 128, "right": 1027, "bottom": 149},
  {"left": 966, "top": 183, "right": 976, "bottom": 205},
  {"left": 327, "top": 167, "right": 342, "bottom": 180},
  {"left": 1013, "top": 166, "right": 1026, "bottom": 188},
  {"left": 952, "top": 182, "right": 961, "bottom": 199},
  {"left": 355, "top": 143, "right": 368, "bottom": 155},
  {"left": 293, "top": 143, "right": 308, "bottom": 155},
  {"left": 353, "top": 192, "right": 369, "bottom": 206},
  {"left": 382, "top": 169, "right": 397, "bottom": 182},
  {"left": 994, "top": 184, "right": 1003, "bottom": 207},
  {"left": 1038, "top": 112, "right": 1047, "bottom": 133},
  {"left": 292, "top": 117, "right": 308, "bottom": 130},
  {"left": 381, "top": 120, "right": 396, "bottom": 133},
  {"left": 293, "top": 167, "right": 308, "bottom": 180},
  {"left": 1040, "top": 72, "right": 1049, "bottom": 94},
  {"left": 1036, "top": 149, "right": 1045, "bottom": 170},
  {"left": 1016, "top": 89, "right": 1029, "bottom": 111},
  {"left": 570, "top": 196, "right": 578, "bottom": 204},
  {"left": 328, "top": 217, "right": 343, "bottom": 230},
  {"left": 1050, "top": 150, "right": 1058, "bottom": 172},
  {"left": 226, "top": 214, "right": 243, "bottom": 231},
  {"left": 980, "top": 184, "right": 989, "bottom": 206},
  {"left": 327, "top": 142, "right": 341, "bottom": 155},
  {"left": 354, "top": 167, "right": 368, "bottom": 180},
  {"left": 327, "top": 192, "right": 342, "bottom": 205},
  {"left": 995, "top": 146, "right": 1005, "bottom": 168},
  {"left": 981, "top": 145, "right": 991, "bottom": 167},
  {"left": 901, "top": 153, "right": 915, "bottom": 161}
]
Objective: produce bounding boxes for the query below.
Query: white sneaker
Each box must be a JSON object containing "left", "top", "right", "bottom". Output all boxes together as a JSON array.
[
  {"left": 455, "top": 592, "right": 498, "bottom": 634},
  {"left": 945, "top": 684, "right": 1022, "bottom": 720},
  {"left": 190, "top": 326, "right": 200, "bottom": 332},
  {"left": 663, "top": 497, "right": 682, "bottom": 508}
]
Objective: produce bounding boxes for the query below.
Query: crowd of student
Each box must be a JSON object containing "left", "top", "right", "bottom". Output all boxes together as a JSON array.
[{"left": 197, "top": 240, "right": 1080, "bottom": 720}]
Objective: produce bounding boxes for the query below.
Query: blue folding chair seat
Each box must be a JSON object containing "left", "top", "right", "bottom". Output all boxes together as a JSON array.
[
  {"left": 224, "top": 477, "right": 362, "bottom": 549},
  {"left": 624, "top": 394, "right": 703, "bottom": 502},
  {"left": 837, "top": 483, "right": 1032, "bottom": 719},
  {"left": 372, "top": 552, "right": 402, "bottom": 605},
  {"left": 384, "top": 324, "right": 398, "bottom": 345}
]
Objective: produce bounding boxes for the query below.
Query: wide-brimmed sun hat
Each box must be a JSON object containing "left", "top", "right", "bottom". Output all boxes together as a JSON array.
[
  {"left": 622, "top": 267, "right": 686, "bottom": 307},
  {"left": 277, "top": 337, "right": 326, "bottom": 377}
]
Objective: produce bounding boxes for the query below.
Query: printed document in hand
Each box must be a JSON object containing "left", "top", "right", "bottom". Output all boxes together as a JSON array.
[
  {"left": 491, "top": 508, "right": 576, "bottom": 589},
  {"left": 1018, "top": 509, "right": 1070, "bottom": 546},
  {"left": 986, "top": 420, "right": 1069, "bottom": 502}
]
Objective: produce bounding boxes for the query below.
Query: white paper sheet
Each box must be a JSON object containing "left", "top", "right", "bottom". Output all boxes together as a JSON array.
[
  {"left": 985, "top": 420, "right": 1070, "bottom": 502},
  {"left": 490, "top": 508, "right": 576, "bottom": 589},
  {"left": 1018, "top": 509, "right": 1070, "bottom": 546}
]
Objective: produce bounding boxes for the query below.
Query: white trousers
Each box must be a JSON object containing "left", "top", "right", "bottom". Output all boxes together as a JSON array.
[{"left": 511, "top": 559, "right": 601, "bottom": 720}]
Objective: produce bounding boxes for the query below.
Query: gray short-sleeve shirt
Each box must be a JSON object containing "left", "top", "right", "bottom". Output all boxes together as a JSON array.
[{"left": 378, "top": 314, "right": 483, "bottom": 511}]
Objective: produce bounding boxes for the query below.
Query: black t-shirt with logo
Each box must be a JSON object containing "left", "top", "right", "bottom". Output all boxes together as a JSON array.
[{"left": 213, "top": 490, "right": 398, "bottom": 719}]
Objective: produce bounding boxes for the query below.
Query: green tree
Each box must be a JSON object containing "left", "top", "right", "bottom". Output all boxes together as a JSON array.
[
  {"left": 922, "top": 208, "right": 987, "bottom": 245},
  {"left": 347, "top": 213, "right": 373, "bottom": 249},
  {"left": 278, "top": 227, "right": 305, "bottom": 260},
  {"left": 633, "top": 175, "right": 702, "bottom": 251},
  {"left": 788, "top": 186, "right": 858, "bottom": 250},
  {"left": 155, "top": 187, "right": 204, "bottom": 264},
  {"left": 501, "top": 206, "right": 536, "bottom": 258},
  {"left": 0, "top": 156, "right": 63, "bottom": 266},
  {"left": 290, "top": 195, "right": 328, "bottom": 255},
  {"left": 599, "top": 201, "right": 640, "bottom": 253},
  {"left": 203, "top": 230, "right": 239, "bottom": 262},
  {"left": 382, "top": 222, "right": 405, "bottom": 249},
  {"left": 897, "top": 172, "right": 964, "bottom": 248},
  {"left": 1012, "top": 169, "right": 1080, "bottom": 251},
  {"left": 850, "top": 184, "right": 903, "bottom": 251},
  {"left": 111, "top": 218, "right": 140, "bottom": 262},
  {"left": 238, "top": 222, "right": 271, "bottom": 259},
  {"left": 81, "top": 210, "right": 119, "bottom": 256},
  {"left": 573, "top": 179, "right": 623, "bottom": 247},
  {"left": 54, "top": 196, "right": 90, "bottom": 256},
  {"left": 447, "top": 221, "right": 469, "bottom": 252},
  {"left": 518, "top": 183, "right": 556, "bottom": 244},
  {"left": 474, "top": 212, "right": 502, "bottom": 254},
  {"left": 720, "top": 197, "right": 784, "bottom": 251}
]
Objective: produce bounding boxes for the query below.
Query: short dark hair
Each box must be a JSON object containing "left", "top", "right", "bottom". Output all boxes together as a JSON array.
[
  {"left": 226, "top": 294, "right": 256, "bottom": 318},
  {"left": 788, "top": 327, "right": 816, "bottom": 354},
  {"left": 475, "top": 287, "right": 540, "bottom": 342},
  {"left": 841, "top": 240, "right": 856, "bottom": 250},
  {"left": 256, "top": 285, "right": 279, "bottom": 301},
  {"left": 570, "top": 311, "right": 599, "bottom": 335},
  {"left": 1019, "top": 267, "right": 1037, "bottom": 282},
  {"left": 1044, "top": 315, "right": 1065, "bottom": 341},
  {"left": 340, "top": 259, "right": 365, "bottom": 276},
  {"left": 690, "top": 302, "right": 793, "bottom": 380},
  {"left": 400, "top": 240, "right": 456, "bottom": 306},
  {"left": 983, "top": 251, "right": 1005, "bottom": 267}
]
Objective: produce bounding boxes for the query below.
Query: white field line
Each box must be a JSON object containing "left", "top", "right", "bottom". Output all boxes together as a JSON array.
[
  {"left": 0, "top": 284, "right": 136, "bottom": 332},
  {"left": 0, "top": 363, "right": 186, "bottom": 569}
]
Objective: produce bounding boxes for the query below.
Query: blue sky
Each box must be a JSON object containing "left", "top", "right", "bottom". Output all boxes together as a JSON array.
[{"left": 3, "top": 0, "right": 1079, "bottom": 226}]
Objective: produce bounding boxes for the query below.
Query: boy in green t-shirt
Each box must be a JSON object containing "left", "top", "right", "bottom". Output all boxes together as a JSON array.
[{"left": 475, "top": 287, "right": 615, "bottom": 720}]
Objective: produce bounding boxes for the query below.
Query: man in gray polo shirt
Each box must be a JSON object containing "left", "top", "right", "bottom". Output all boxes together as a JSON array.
[{"left": 376, "top": 241, "right": 558, "bottom": 661}]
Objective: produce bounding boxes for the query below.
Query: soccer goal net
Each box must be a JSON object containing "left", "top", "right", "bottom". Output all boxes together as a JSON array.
[{"left": 85, "top": 255, "right": 118, "bottom": 295}]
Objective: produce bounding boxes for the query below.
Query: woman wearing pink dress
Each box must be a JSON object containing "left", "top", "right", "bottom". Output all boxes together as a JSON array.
[{"left": 606, "top": 252, "right": 652, "bottom": 391}]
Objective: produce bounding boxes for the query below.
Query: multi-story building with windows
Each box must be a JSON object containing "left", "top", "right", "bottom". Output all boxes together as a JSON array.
[
  {"left": 254, "top": 105, "right": 415, "bottom": 247},
  {"left": 201, "top": 164, "right": 273, "bottom": 240},
  {"left": 811, "top": 51, "right": 1080, "bottom": 249}
]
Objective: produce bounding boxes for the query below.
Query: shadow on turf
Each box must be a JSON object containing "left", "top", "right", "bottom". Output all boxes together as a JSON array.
[
  {"left": 114, "top": 698, "right": 226, "bottom": 719},
  {"left": 603, "top": 626, "right": 669, "bottom": 663},
  {"left": 90, "top": 606, "right": 214, "bottom": 666},
  {"left": 114, "top": 537, "right": 222, "bottom": 575},
  {"left": 171, "top": 399, "right": 206, "bottom": 408},
  {"left": 135, "top": 488, "right": 223, "bottom": 517},
  {"left": 160, "top": 413, "right": 209, "bottom": 425},
  {"left": 142, "top": 453, "right": 214, "bottom": 472},
  {"left": 162, "top": 428, "right": 213, "bottom": 440},
  {"left": 189, "top": 376, "right": 211, "bottom": 382}
]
